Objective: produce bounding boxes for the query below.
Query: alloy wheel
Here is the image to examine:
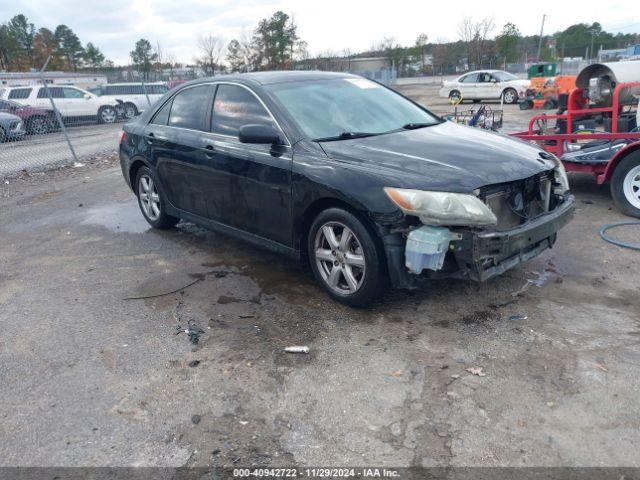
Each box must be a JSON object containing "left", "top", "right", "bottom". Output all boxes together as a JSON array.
[
  {"left": 124, "top": 105, "right": 136, "bottom": 119},
  {"left": 30, "top": 117, "right": 48, "bottom": 135},
  {"left": 503, "top": 89, "right": 516, "bottom": 104},
  {"left": 314, "top": 221, "right": 366, "bottom": 294},
  {"left": 101, "top": 107, "right": 117, "bottom": 123},
  {"left": 623, "top": 165, "right": 640, "bottom": 209},
  {"left": 138, "top": 174, "right": 161, "bottom": 221}
]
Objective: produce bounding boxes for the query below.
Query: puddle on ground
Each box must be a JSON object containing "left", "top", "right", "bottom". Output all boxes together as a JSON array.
[{"left": 82, "top": 201, "right": 150, "bottom": 234}]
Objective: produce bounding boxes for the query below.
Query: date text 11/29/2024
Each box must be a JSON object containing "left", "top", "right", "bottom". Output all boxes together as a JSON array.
[{"left": 232, "top": 467, "right": 401, "bottom": 477}]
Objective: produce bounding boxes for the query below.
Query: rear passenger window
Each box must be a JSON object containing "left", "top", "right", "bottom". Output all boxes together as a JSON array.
[
  {"left": 461, "top": 74, "right": 479, "bottom": 83},
  {"left": 212, "top": 84, "right": 274, "bottom": 137},
  {"left": 37, "top": 87, "right": 64, "bottom": 98},
  {"left": 151, "top": 100, "right": 172, "bottom": 126},
  {"left": 8, "top": 88, "right": 32, "bottom": 99},
  {"left": 168, "top": 85, "right": 212, "bottom": 130}
]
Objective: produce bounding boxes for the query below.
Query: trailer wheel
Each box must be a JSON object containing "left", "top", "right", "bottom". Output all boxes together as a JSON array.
[{"left": 611, "top": 152, "right": 640, "bottom": 218}]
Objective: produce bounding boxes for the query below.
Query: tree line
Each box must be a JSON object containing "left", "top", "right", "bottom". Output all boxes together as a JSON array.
[
  {"left": 0, "top": 14, "right": 108, "bottom": 71},
  {"left": 2, "top": 11, "right": 638, "bottom": 78}
]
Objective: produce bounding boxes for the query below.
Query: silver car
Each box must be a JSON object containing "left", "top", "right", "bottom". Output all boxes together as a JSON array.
[{"left": 0, "top": 111, "right": 26, "bottom": 142}]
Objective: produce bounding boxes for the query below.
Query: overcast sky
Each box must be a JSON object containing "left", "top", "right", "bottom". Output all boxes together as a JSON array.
[{"left": 11, "top": 0, "right": 640, "bottom": 65}]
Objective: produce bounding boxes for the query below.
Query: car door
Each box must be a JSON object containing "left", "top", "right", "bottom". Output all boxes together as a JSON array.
[
  {"left": 36, "top": 87, "right": 67, "bottom": 115},
  {"left": 204, "top": 83, "right": 293, "bottom": 246},
  {"left": 459, "top": 73, "right": 479, "bottom": 100},
  {"left": 487, "top": 73, "right": 504, "bottom": 99},
  {"left": 475, "top": 72, "right": 494, "bottom": 99},
  {"left": 149, "top": 84, "right": 216, "bottom": 218},
  {"left": 62, "top": 87, "right": 94, "bottom": 116}
]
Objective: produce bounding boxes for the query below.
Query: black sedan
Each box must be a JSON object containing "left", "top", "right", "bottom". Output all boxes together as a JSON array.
[{"left": 119, "top": 71, "right": 574, "bottom": 306}]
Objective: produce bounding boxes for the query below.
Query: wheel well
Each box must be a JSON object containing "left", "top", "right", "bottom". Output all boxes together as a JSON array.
[
  {"left": 297, "top": 198, "right": 387, "bottom": 269},
  {"left": 129, "top": 159, "right": 147, "bottom": 192},
  {"left": 602, "top": 143, "right": 640, "bottom": 184}
]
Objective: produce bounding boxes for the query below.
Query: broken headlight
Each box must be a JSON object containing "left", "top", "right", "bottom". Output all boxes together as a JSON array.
[
  {"left": 553, "top": 162, "right": 570, "bottom": 194},
  {"left": 384, "top": 188, "right": 497, "bottom": 226}
]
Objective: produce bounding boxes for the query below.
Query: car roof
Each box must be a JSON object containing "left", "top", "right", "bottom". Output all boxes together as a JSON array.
[{"left": 186, "top": 70, "right": 358, "bottom": 87}]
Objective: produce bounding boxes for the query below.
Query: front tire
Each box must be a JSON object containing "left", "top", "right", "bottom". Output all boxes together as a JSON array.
[
  {"left": 449, "top": 90, "right": 462, "bottom": 103},
  {"left": 135, "top": 166, "right": 180, "bottom": 229},
  {"left": 502, "top": 88, "right": 518, "bottom": 104},
  {"left": 308, "top": 208, "right": 386, "bottom": 307},
  {"left": 611, "top": 152, "right": 640, "bottom": 218},
  {"left": 98, "top": 106, "right": 117, "bottom": 124},
  {"left": 28, "top": 116, "right": 49, "bottom": 135},
  {"left": 123, "top": 102, "right": 138, "bottom": 119}
]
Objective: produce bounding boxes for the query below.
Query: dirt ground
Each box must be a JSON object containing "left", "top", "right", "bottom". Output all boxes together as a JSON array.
[{"left": 1, "top": 85, "right": 639, "bottom": 472}]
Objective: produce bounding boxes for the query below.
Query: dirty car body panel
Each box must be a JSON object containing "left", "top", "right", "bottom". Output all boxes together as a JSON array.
[{"left": 119, "top": 71, "right": 574, "bottom": 297}]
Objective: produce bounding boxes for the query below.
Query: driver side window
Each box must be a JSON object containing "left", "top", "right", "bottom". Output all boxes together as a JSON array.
[
  {"left": 63, "top": 87, "right": 86, "bottom": 99},
  {"left": 461, "top": 74, "right": 479, "bottom": 83},
  {"left": 211, "top": 84, "right": 275, "bottom": 138}
]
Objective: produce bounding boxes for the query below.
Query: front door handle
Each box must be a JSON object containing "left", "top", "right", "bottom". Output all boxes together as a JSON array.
[
  {"left": 204, "top": 144, "right": 215, "bottom": 157},
  {"left": 145, "top": 132, "right": 155, "bottom": 144}
]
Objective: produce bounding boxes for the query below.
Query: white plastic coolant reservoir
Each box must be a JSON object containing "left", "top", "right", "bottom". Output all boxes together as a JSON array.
[{"left": 405, "top": 225, "right": 453, "bottom": 274}]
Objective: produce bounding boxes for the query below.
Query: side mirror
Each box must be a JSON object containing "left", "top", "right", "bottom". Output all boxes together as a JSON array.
[
  {"left": 491, "top": 78, "right": 498, "bottom": 83},
  {"left": 238, "top": 124, "right": 281, "bottom": 145}
]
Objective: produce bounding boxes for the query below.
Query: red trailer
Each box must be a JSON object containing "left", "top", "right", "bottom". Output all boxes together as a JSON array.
[{"left": 511, "top": 72, "right": 640, "bottom": 217}]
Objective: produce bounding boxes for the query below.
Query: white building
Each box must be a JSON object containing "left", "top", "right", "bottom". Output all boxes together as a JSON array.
[{"left": 0, "top": 71, "right": 107, "bottom": 89}]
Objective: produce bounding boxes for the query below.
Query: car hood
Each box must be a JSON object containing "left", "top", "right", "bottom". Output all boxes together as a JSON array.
[
  {"left": 506, "top": 79, "right": 531, "bottom": 88},
  {"left": 319, "top": 121, "right": 556, "bottom": 192}
]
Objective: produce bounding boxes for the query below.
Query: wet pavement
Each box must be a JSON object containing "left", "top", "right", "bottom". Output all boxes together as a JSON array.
[{"left": 1, "top": 161, "right": 640, "bottom": 468}]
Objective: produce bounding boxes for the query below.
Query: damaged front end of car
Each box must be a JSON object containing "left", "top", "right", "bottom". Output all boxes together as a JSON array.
[{"left": 379, "top": 164, "right": 575, "bottom": 289}]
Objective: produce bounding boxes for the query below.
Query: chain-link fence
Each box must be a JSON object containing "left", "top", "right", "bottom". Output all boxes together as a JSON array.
[{"left": 0, "top": 58, "right": 159, "bottom": 179}]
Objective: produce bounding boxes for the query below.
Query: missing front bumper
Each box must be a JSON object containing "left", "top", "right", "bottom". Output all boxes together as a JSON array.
[{"left": 383, "top": 195, "right": 575, "bottom": 288}]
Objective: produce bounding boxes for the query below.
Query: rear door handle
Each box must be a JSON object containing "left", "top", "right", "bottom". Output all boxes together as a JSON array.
[{"left": 204, "top": 144, "right": 215, "bottom": 157}]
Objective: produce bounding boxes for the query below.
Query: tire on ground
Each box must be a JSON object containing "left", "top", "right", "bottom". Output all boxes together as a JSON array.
[
  {"left": 610, "top": 151, "right": 640, "bottom": 218},
  {"left": 134, "top": 166, "right": 180, "bottom": 229},
  {"left": 307, "top": 207, "right": 386, "bottom": 307}
]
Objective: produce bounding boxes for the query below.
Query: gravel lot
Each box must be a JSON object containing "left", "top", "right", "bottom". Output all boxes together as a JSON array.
[{"left": 1, "top": 84, "right": 639, "bottom": 473}]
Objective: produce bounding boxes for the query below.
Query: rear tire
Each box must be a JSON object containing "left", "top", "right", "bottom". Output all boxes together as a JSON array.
[
  {"left": 135, "top": 166, "right": 180, "bottom": 229},
  {"left": 307, "top": 208, "right": 386, "bottom": 307},
  {"left": 611, "top": 152, "right": 640, "bottom": 218}
]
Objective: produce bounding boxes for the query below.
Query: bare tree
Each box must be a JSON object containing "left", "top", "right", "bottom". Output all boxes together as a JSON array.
[
  {"left": 457, "top": 16, "right": 495, "bottom": 69},
  {"left": 196, "top": 34, "right": 225, "bottom": 75}
]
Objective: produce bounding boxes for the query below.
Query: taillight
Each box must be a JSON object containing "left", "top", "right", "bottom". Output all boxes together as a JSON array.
[{"left": 118, "top": 130, "right": 126, "bottom": 145}]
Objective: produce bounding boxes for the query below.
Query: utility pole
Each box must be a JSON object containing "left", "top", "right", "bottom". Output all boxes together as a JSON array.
[
  {"left": 537, "top": 14, "right": 547, "bottom": 62},
  {"left": 590, "top": 29, "right": 595, "bottom": 61}
]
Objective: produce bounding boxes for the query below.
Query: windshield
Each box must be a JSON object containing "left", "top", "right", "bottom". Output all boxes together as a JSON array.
[
  {"left": 267, "top": 77, "right": 440, "bottom": 140},
  {"left": 492, "top": 71, "right": 519, "bottom": 82}
]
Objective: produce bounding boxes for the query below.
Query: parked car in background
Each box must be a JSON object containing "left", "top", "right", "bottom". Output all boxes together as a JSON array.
[
  {"left": 0, "top": 98, "right": 54, "bottom": 135},
  {"left": 120, "top": 72, "right": 574, "bottom": 306},
  {"left": 439, "top": 70, "right": 530, "bottom": 104},
  {"left": 0, "top": 85, "right": 119, "bottom": 124},
  {"left": 93, "top": 82, "right": 169, "bottom": 119},
  {"left": 0, "top": 111, "right": 26, "bottom": 142}
]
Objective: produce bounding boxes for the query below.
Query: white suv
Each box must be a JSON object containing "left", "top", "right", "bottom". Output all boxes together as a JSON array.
[
  {"left": 95, "top": 82, "right": 169, "bottom": 118},
  {"left": 0, "top": 85, "right": 120, "bottom": 124}
]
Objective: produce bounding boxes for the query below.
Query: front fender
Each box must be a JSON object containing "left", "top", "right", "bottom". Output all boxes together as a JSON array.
[{"left": 599, "top": 141, "right": 640, "bottom": 184}]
